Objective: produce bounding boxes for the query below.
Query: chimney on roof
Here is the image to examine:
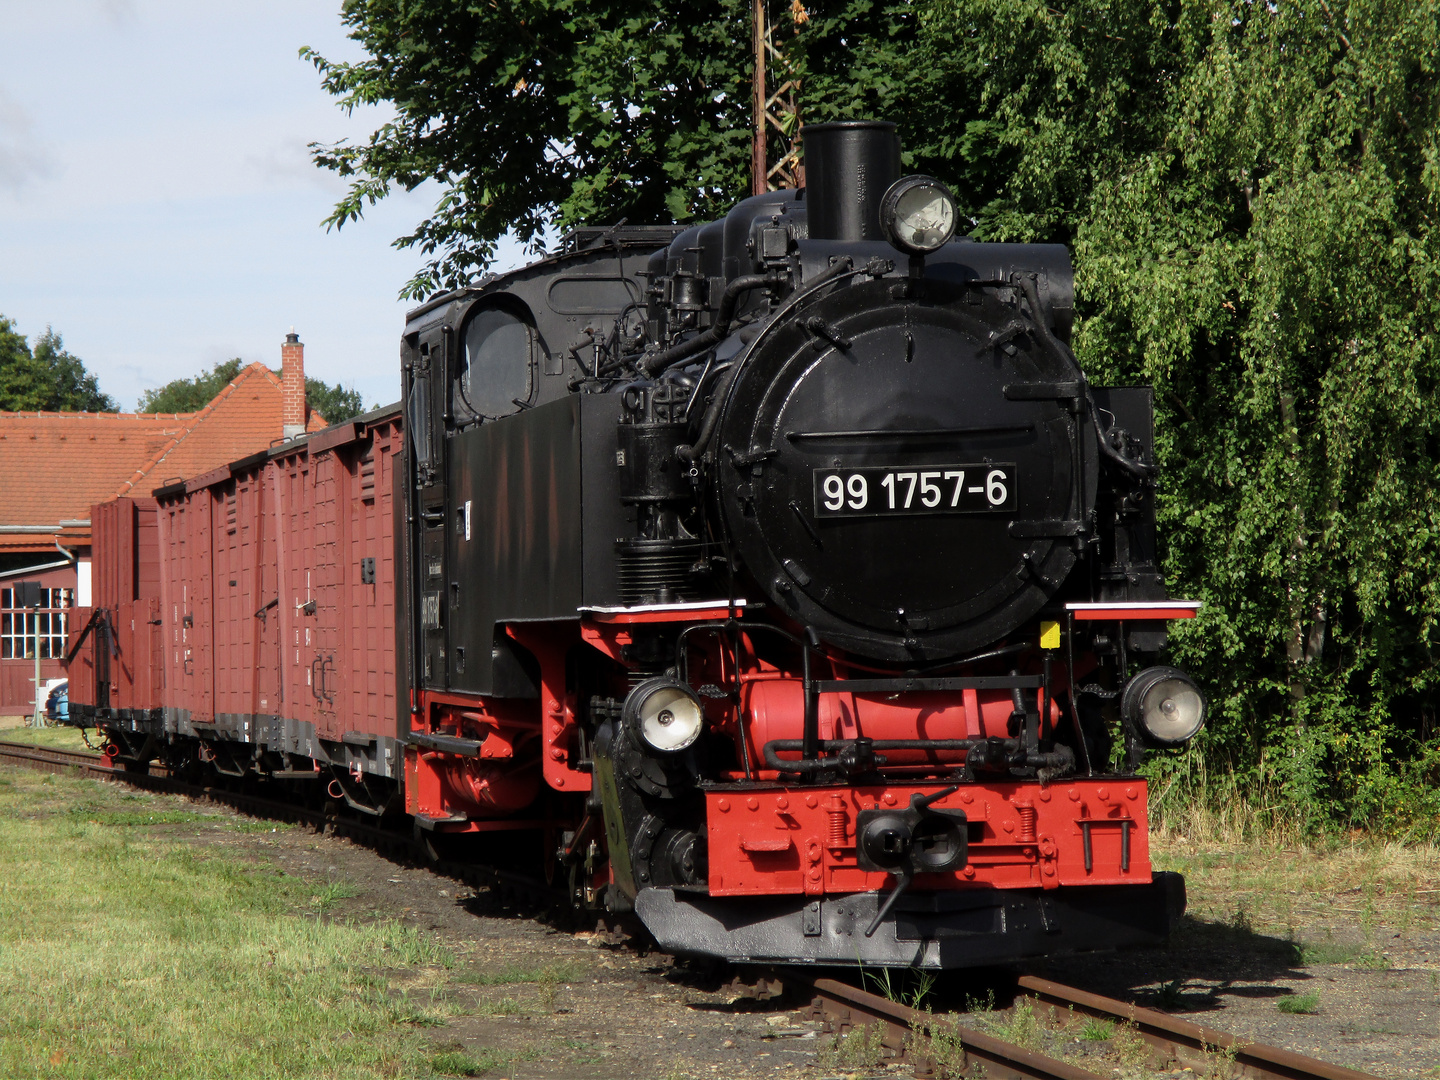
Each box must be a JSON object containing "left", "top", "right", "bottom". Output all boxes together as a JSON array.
[{"left": 281, "top": 328, "right": 306, "bottom": 439}]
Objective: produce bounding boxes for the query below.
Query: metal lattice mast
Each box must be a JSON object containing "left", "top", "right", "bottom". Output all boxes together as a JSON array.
[{"left": 751, "top": 0, "right": 805, "bottom": 194}]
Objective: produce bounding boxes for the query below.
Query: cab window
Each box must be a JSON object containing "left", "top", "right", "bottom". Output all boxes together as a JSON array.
[{"left": 458, "top": 308, "right": 533, "bottom": 420}]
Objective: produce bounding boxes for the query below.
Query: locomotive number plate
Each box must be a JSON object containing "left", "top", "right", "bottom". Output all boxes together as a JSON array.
[{"left": 812, "top": 463, "right": 1017, "bottom": 518}]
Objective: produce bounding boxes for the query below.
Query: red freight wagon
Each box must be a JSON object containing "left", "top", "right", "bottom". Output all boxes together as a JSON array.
[
  {"left": 71, "top": 405, "right": 406, "bottom": 811},
  {"left": 66, "top": 497, "right": 164, "bottom": 726}
]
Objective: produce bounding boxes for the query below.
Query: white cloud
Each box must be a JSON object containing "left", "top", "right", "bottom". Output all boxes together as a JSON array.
[
  {"left": 95, "top": 0, "right": 136, "bottom": 26},
  {"left": 0, "top": 85, "right": 54, "bottom": 195}
]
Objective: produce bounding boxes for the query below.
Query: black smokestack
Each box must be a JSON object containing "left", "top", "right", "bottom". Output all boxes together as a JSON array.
[{"left": 801, "top": 121, "right": 902, "bottom": 242}]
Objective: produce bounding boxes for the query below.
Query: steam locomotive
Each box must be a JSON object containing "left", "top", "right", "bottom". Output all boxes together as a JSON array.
[{"left": 68, "top": 121, "right": 1204, "bottom": 969}]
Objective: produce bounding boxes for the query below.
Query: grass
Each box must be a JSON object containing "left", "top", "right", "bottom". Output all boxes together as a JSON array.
[
  {"left": 858, "top": 963, "right": 937, "bottom": 1010},
  {"left": 71, "top": 808, "right": 221, "bottom": 827},
  {"left": 227, "top": 820, "right": 296, "bottom": 835},
  {"left": 472, "top": 997, "right": 525, "bottom": 1018},
  {"left": 454, "top": 961, "right": 575, "bottom": 1016},
  {"left": 429, "top": 1046, "right": 536, "bottom": 1077},
  {"left": 311, "top": 880, "right": 361, "bottom": 913},
  {"left": 456, "top": 960, "right": 581, "bottom": 986},
  {"left": 1151, "top": 805, "right": 1439, "bottom": 955},
  {"left": 1079, "top": 1016, "right": 1115, "bottom": 1041},
  {"left": 1277, "top": 990, "right": 1321, "bottom": 1015},
  {"left": 1296, "top": 939, "right": 1390, "bottom": 969},
  {"left": 0, "top": 723, "right": 94, "bottom": 752},
  {"left": 0, "top": 764, "right": 461, "bottom": 1078}
]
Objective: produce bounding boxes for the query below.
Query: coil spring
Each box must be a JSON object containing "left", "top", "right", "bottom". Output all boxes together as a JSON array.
[
  {"left": 1015, "top": 800, "right": 1038, "bottom": 843},
  {"left": 826, "top": 793, "right": 848, "bottom": 848}
]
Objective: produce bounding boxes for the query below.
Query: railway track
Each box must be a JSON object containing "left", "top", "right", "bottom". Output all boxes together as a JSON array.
[
  {"left": 0, "top": 738, "right": 1387, "bottom": 1080},
  {"left": 0, "top": 738, "right": 114, "bottom": 777},
  {"left": 801, "top": 973, "right": 1382, "bottom": 1080}
]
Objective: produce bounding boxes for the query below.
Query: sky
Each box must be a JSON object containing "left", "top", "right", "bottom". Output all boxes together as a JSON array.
[{"left": 0, "top": 0, "right": 526, "bottom": 412}]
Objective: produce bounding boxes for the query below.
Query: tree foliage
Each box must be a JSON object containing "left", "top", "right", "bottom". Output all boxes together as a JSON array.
[
  {"left": 0, "top": 316, "right": 118, "bottom": 413},
  {"left": 923, "top": 0, "right": 1440, "bottom": 832},
  {"left": 306, "top": 380, "right": 367, "bottom": 425},
  {"left": 305, "top": 0, "right": 761, "bottom": 300},
  {"left": 312, "top": 0, "right": 1440, "bottom": 832},
  {"left": 137, "top": 358, "right": 246, "bottom": 414}
]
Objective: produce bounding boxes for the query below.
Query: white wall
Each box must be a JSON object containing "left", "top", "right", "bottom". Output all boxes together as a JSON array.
[{"left": 76, "top": 560, "right": 92, "bottom": 607}]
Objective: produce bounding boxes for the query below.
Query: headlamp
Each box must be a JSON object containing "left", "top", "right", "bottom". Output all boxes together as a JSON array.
[
  {"left": 879, "top": 175, "right": 958, "bottom": 255},
  {"left": 625, "top": 677, "right": 704, "bottom": 753},
  {"left": 1122, "top": 666, "right": 1207, "bottom": 748}
]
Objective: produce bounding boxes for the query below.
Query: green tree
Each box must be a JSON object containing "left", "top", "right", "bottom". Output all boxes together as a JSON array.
[
  {"left": 305, "top": 379, "right": 366, "bottom": 425},
  {"left": 137, "top": 358, "right": 245, "bottom": 414},
  {"left": 0, "top": 316, "right": 117, "bottom": 412},
  {"left": 304, "top": 0, "right": 762, "bottom": 300},
  {"left": 920, "top": 0, "right": 1440, "bottom": 832},
  {"left": 312, "top": 0, "right": 1440, "bottom": 830}
]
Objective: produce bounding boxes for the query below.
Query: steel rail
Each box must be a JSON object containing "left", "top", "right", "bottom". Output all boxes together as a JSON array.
[
  {"left": 805, "top": 974, "right": 1383, "bottom": 1080},
  {"left": 0, "top": 738, "right": 113, "bottom": 777},
  {"left": 804, "top": 976, "right": 1106, "bottom": 1080},
  {"left": 1016, "top": 975, "right": 1381, "bottom": 1080}
]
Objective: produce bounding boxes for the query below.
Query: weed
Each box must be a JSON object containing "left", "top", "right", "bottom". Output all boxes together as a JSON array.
[
  {"left": 818, "top": 1021, "right": 887, "bottom": 1072},
  {"left": 963, "top": 987, "right": 997, "bottom": 1017},
  {"left": 859, "top": 962, "right": 899, "bottom": 1002},
  {"left": 312, "top": 880, "right": 361, "bottom": 913},
  {"left": 1111, "top": 1021, "right": 1149, "bottom": 1068},
  {"left": 1228, "top": 901, "right": 1253, "bottom": 935},
  {"left": 1155, "top": 977, "right": 1186, "bottom": 1008},
  {"left": 1079, "top": 1016, "right": 1114, "bottom": 1041},
  {"left": 536, "top": 965, "right": 563, "bottom": 1011},
  {"left": 907, "top": 1012, "right": 969, "bottom": 1079},
  {"left": 907, "top": 968, "right": 938, "bottom": 1010},
  {"left": 1356, "top": 949, "right": 1391, "bottom": 970},
  {"left": 1200, "top": 1039, "right": 1245, "bottom": 1080},
  {"left": 558, "top": 1037, "right": 605, "bottom": 1066},
  {"left": 1276, "top": 990, "right": 1320, "bottom": 1015},
  {"left": 993, "top": 997, "right": 1042, "bottom": 1050},
  {"left": 858, "top": 964, "right": 937, "bottom": 1011}
]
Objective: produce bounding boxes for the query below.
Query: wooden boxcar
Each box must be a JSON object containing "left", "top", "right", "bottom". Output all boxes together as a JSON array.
[{"left": 69, "top": 405, "right": 405, "bottom": 806}]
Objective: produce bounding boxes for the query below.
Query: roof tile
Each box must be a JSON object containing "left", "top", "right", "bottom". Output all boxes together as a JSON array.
[{"left": 0, "top": 362, "right": 326, "bottom": 529}]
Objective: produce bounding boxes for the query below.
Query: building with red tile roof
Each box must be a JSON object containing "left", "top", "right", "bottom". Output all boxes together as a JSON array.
[{"left": 0, "top": 334, "right": 326, "bottom": 711}]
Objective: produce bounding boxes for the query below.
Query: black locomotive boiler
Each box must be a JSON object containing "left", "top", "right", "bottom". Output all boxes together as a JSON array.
[{"left": 397, "top": 119, "right": 1205, "bottom": 967}]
